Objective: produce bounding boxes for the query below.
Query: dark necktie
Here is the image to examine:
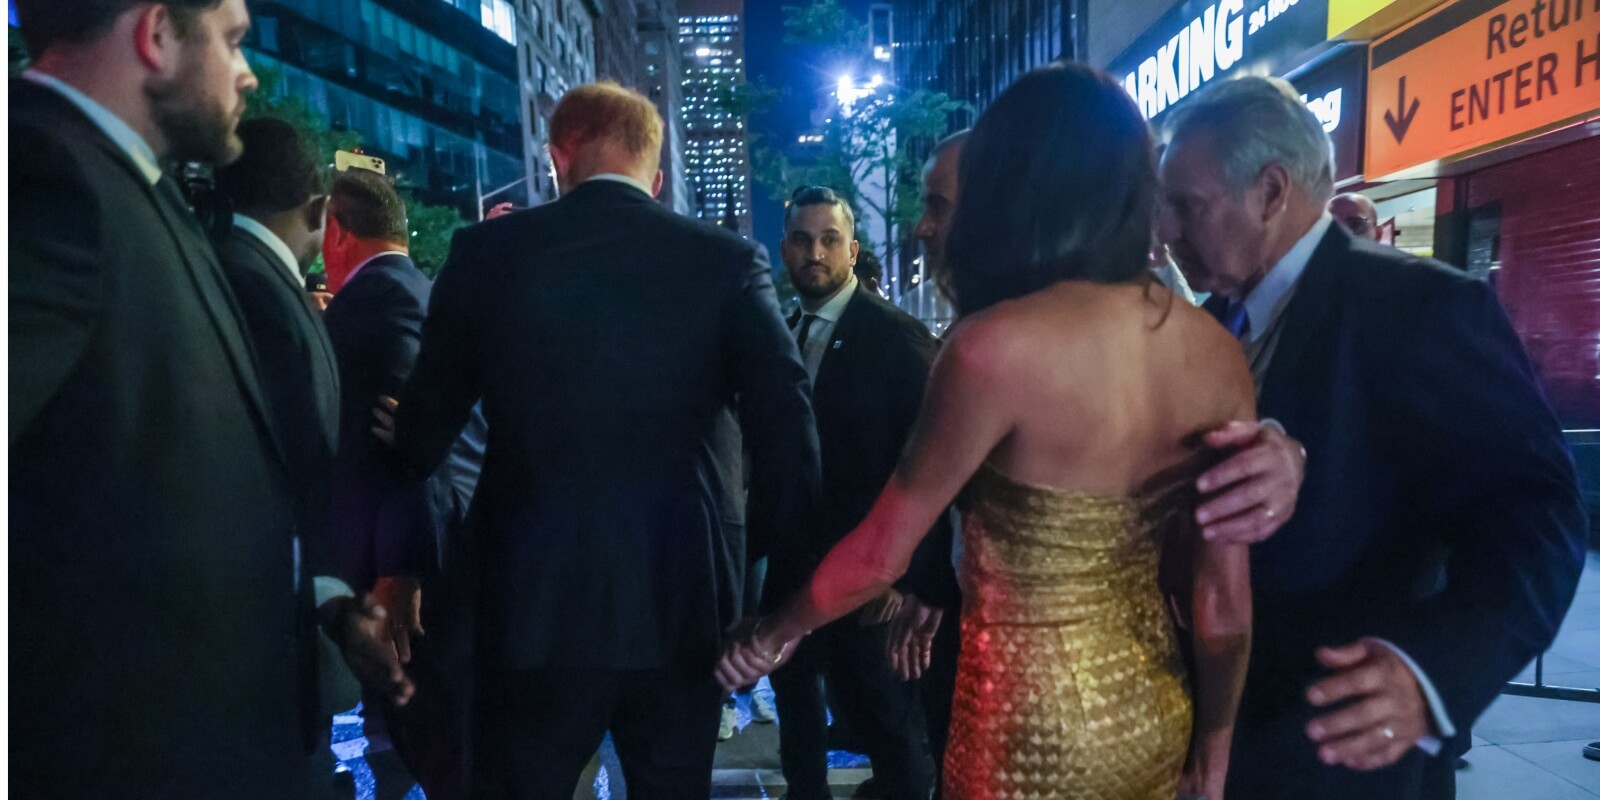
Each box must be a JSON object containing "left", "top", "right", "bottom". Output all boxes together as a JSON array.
[
  {"left": 1204, "top": 295, "right": 1251, "bottom": 340},
  {"left": 795, "top": 313, "right": 819, "bottom": 350}
]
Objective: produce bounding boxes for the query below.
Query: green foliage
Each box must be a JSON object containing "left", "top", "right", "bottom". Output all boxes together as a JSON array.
[
  {"left": 403, "top": 195, "right": 467, "bottom": 278},
  {"left": 782, "top": 0, "right": 866, "bottom": 57},
  {"left": 750, "top": 2, "right": 968, "bottom": 271}
]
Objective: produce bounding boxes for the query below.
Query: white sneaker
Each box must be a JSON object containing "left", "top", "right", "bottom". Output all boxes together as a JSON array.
[
  {"left": 717, "top": 703, "right": 738, "bottom": 741},
  {"left": 749, "top": 681, "right": 777, "bottom": 724}
]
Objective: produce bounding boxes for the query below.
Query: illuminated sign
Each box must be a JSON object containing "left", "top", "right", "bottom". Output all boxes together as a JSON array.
[
  {"left": 1364, "top": 0, "right": 1600, "bottom": 179},
  {"left": 1291, "top": 45, "right": 1368, "bottom": 181},
  {"left": 1110, "top": 0, "right": 1332, "bottom": 120}
]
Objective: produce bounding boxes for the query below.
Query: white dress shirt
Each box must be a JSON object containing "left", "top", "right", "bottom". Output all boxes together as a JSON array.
[
  {"left": 23, "top": 70, "right": 163, "bottom": 186},
  {"left": 794, "top": 273, "right": 858, "bottom": 382},
  {"left": 1236, "top": 212, "right": 1456, "bottom": 754},
  {"left": 232, "top": 214, "right": 306, "bottom": 288}
]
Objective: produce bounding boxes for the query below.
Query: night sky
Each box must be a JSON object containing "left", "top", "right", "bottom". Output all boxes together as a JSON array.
[{"left": 742, "top": 0, "right": 877, "bottom": 259}]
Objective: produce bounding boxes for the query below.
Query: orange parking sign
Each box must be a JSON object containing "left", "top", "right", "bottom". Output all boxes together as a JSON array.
[{"left": 1365, "top": 0, "right": 1600, "bottom": 179}]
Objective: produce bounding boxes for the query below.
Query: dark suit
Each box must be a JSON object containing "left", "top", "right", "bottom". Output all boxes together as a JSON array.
[
  {"left": 769, "top": 287, "right": 950, "bottom": 799},
  {"left": 217, "top": 224, "right": 355, "bottom": 794},
  {"left": 219, "top": 225, "right": 341, "bottom": 597},
  {"left": 1226, "top": 224, "right": 1587, "bottom": 800},
  {"left": 391, "top": 179, "right": 821, "bottom": 798},
  {"left": 325, "top": 253, "right": 448, "bottom": 590},
  {"left": 9, "top": 78, "right": 309, "bottom": 797},
  {"left": 323, "top": 252, "right": 479, "bottom": 798}
]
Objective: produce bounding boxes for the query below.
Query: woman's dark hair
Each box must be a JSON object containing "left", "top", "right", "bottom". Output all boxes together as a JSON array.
[{"left": 944, "top": 62, "right": 1158, "bottom": 316}]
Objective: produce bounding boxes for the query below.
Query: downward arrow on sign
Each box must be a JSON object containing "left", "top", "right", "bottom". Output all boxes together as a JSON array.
[{"left": 1384, "top": 76, "right": 1421, "bottom": 144}]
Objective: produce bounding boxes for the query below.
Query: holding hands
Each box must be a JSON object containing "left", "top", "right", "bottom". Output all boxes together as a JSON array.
[{"left": 716, "top": 617, "right": 801, "bottom": 692}]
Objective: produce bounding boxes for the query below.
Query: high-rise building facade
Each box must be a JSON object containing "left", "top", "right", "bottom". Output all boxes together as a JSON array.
[
  {"left": 637, "top": 0, "right": 691, "bottom": 215},
  {"left": 679, "top": 0, "right": 751, "bottom": 236},
  {"left": 245, "top": 0, "right": 534, "bottom": 216},
  {"left": 892, "top": 0, "right": 1082, "bottom": 127},
  {"left": 517, "top": 0, "right": 599, "bottom": 205},
  {"left": 591, "top": 0, "right": 640, "bottom": 86}
]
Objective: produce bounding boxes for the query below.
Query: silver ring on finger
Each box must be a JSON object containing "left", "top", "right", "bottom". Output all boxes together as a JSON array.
[{"left": 1381, "top": 727, "right": 1396, "bottom": 740}]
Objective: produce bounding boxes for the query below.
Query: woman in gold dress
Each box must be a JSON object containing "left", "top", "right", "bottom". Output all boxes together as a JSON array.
[{"left": 716, "top": 63, "right": 1254, "bottom": 800}]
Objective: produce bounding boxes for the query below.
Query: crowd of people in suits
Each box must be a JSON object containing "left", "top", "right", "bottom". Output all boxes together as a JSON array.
[{"left": 10, "top": 1, "right": 1590, "bottom": 799}]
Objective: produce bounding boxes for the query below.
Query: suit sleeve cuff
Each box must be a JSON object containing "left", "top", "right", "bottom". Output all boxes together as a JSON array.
[
  {"left": 1371, "top": 638, "right": 1457, "bottom": 752},
  {"left": 314, "top": 576, "right": 357, "bottom": 608}
]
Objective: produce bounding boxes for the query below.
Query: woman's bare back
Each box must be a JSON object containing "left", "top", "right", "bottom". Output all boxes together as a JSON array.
[{"left": 971, "top": 279, "right": 1256, "bottom": 495}]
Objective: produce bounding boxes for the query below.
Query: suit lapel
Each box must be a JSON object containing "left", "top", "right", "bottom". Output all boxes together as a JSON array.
[
  {"left": 150, "top": 179, "right": 290, "bottom": 469},
  {"left": 813, "top": 289, "right": 869, "bottom": 397},
  {"left": 1258, "top": 226, "right": 1348, "bottom": 412},
  {"left": 240, "top": 232, "right": 341, "bottom": 449}
]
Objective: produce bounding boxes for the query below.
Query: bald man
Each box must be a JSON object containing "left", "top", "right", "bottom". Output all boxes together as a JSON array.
[{"left": 1329, "top": 193, "right": 1381, "bottom": 241}]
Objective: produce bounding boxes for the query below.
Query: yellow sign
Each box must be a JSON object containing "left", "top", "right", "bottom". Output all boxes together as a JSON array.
[
  {"left": 1329, "top": 0, "right": 1402, "bottom": 36},
  {"left": 1365, "top": 0, "right": 1600, "bottom": 179}
]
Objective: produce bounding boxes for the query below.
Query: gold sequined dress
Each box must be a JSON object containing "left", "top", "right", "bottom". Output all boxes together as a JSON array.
[{"left": 943, "top": 464, "right": 1192, "bottom": 799}]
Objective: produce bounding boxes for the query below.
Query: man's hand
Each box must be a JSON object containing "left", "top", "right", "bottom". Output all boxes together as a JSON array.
[
  {"left": 884, "top": 594, "right": 944, "bottom": 681},
  {"left": 715, "top": 617, "right": 799, "bottom": 692},
  {"left": 1195, "top": 420, "right": 1306, "bottom": 544},
  {"left": 485, "top": 202, "right": 517, "bottom": 220},
  {"left": 372, "top": 575, "right": 424, "bottom": 664},
  {"left": 859, "top": 588, "right": 905, "bottom": 627},
  {"left": 322, "top": 595, "right": 416, "bottom": 707},
  {"left": 1305, "top": 638, "right": 1430, "bottom": 771},
  {"left": 372, "top": 395, "right": 399, "bottom": 446},
  {"left": 310, "top": 290, "right": 334, "bottom": 312}
]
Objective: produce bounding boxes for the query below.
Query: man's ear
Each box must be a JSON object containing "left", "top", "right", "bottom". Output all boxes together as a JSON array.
[
  {"left": 651, "top": 169, "right": 664, "bottom": 198},
  {"left": 306, "top": 196, "right": 329, "bottom": 234},
  {"left": 1255, "top": 162, "right": 1292, "bottom": 223},
  {"left": 132, "top": 4, "right": 184, "bottom": 76}
]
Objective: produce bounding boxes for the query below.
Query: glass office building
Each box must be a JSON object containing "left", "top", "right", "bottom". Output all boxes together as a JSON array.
[{"left": 246, "top": 0, "right": 531, "bottom": 215}]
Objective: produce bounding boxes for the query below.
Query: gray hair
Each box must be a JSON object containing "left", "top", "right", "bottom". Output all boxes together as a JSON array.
[{"left": 1163, "top": 76, "right": 1335, "bottom": 203}]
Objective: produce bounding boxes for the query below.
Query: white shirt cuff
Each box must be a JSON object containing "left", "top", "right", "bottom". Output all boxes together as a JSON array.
[
  {"left": 1371, "top": 638, "right": 1456, "bottom": 755},
  {"left": 314, "top": 576, "right": 357, "bottom": 608}
]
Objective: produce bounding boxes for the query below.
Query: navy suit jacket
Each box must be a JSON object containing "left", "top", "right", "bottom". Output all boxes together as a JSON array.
[
  {"left": 324, "top": 253, "right": 455, "bottom": 590},
  {"left": 392, "top": 179, "right": 822, "bottom": 673},
  {"left": 1228, "top": 224, "right": 1586, "bottom": 799}
]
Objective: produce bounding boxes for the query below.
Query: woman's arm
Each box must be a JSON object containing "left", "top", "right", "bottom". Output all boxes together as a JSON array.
[
  {"left": 1182, "top": 529, "right": 1253, "bottom": 798},
  {"left": 717, "top": 322, "right": 1016, "bottom": 685}
]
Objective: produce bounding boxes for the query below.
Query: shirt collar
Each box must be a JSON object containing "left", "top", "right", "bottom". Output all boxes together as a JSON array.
[
  {"left": 346, "top": 250, "right": 411, "bottom": 282},
  {"left": 24, "top": 70, "right": 163, "bottom": 186},
  {"left": 232, "top": 214, "right": 306, "bottom": 289},
  {"left": 1240, "top": 213, "right": 1333, "bottom": 342},
  {"left": 585, "top": 173, "right": 654, "bottom": 197},
  {"left": 802, "top": 273, "right": 858, "bottom": 322}
]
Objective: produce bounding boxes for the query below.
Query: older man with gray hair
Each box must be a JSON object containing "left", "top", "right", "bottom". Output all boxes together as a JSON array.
[{"left": 1159, "top": 75, "right": 1586, "bottom": 800}]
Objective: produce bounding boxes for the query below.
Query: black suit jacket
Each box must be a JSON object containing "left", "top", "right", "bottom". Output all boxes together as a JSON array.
[
  {"left": 1229, "top": 224, "right": 1587, "bottom": 799},
  {"left": 324, "top": 253, "right": 455, "bottom": 591},
  {"left": 392, "top": 179, "right": 821, "bottom": 673},
  {"left": 9, "top": 79, "right": 309, "bottom": 797},
  {"left": 219, "top": 225, "right": 341, "bottom": 581},
  {"left": 769, "top": 289, "right": 960, "bottom": 611}
]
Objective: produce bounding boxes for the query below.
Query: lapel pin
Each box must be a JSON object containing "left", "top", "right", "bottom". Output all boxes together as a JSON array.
[{"left": 832, "top": 340, "right": 843, "bottom": 350}]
